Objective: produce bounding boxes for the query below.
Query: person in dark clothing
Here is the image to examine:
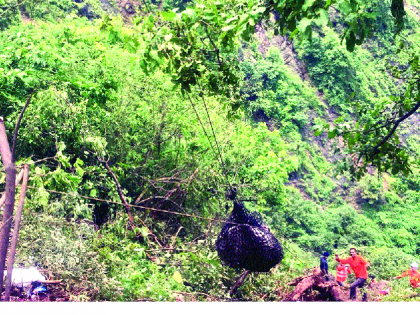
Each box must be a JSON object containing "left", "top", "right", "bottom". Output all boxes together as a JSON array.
[{"left": 320, "top": 252, "right": 330, "bottom": 279}]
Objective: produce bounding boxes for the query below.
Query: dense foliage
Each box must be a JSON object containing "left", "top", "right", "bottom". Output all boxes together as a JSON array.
[{"left": 1, "top": 0, "right": 420, "bottom": 302}]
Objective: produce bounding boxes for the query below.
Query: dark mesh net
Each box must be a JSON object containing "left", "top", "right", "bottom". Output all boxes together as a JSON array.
[{"left": 216, "top": 202, "right": 284, "bottom": 272}]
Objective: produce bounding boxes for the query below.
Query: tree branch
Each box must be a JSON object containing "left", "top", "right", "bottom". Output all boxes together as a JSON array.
[
  {"left": 100, "top": 159, "right": 163, "bottom": 247},
  {"left": 11, "top": 89, "right": 36, "bottom": 158},
  {"left": 101, "top": 160, "right": 135, "bottom": 225},
  {"left": 371, "top": 101, "right": 420, "bottom": 156}
]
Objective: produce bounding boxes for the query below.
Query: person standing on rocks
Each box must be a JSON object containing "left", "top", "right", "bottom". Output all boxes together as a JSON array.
[
  {"left": 335, "top": 248, "right": 370, "bottom": 301},
  {"left": 320, "top": 251, "right": 330, "bottom": 277}
]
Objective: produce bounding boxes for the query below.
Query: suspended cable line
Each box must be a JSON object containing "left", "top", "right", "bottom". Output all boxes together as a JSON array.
[
  {"left": 184, "top": 92, "right": 231, "bottom": 194},
  {"left": 199, "top": 90, "right": 232, "bottom": 190},
  {"left": 185, "top": 92, "right": 220, "bottom": 165},
  {"left": 26, "top": 185, "right": 236, "bottom": 226}
]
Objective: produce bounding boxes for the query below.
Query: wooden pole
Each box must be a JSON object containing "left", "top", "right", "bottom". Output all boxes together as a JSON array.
[
  {"left": 4, "top": 164, "right": 29, "bottom": 301},
  {"left": 0, "top": 168, "right": 24, "bottom": 209},
  {"left": 0, "top": 117, "right": 16, "bottom": 299}
]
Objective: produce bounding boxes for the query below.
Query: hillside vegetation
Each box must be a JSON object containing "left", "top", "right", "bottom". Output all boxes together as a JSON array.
[{"left": 1, "top": 0, "right": 420, "bottom": 301}]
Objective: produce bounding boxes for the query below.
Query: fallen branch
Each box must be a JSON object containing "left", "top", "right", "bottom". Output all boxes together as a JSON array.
[
  {"left": 100, "top": 159, "right": 163, "bottom": 247},
  {"left": 170, "top": 226, "right": 183, "bottom": 249},
  {"left": 101, "top": 160, "right": 135, "bottom": 225},
  {"left": 39, "top": 280, "right": 62, "bottom": 285},
  {"left": 289, "top": 275, "right": 317, "bottom": 301},
  {"left": 135, "top": 168, "right": 198, "bottom": 208},
  {"left": 287, "top": 270, "right": 319, "bottom": 286},
  {"left": 287, "top": 269, "right": 345, "bottom": 301},
  {"left": 229, "top": 270, "right": 250, "bottom": 296}
]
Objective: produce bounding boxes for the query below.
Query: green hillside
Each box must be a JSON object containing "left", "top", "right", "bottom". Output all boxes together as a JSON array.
[{"left": 1, "top": 0, "right": 420, "bottom": 301}]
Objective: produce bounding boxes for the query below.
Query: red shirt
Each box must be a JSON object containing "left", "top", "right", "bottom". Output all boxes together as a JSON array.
[
  {"left": 336, "top": 255, "right": 369, "bottom": 279},
  {"left": 336, "top": 265, "right": 351, "bottom": 282},
  {"left": 397, "top": 269, "right": 420, "bottom": 288}
]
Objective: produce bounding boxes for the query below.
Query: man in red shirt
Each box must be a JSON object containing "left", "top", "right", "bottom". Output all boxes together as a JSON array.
[
  {"left": 335, "top": 248, "right": 370, "bottom": 301},
  {"left": 395, "top": 262, "right": 420, "bottom": 288}
]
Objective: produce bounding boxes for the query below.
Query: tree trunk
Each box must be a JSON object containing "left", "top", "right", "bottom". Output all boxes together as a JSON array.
[
  {"left": 0, "top": 168, "right": 24, "bottom": 209},
  {"left": 0, "top": 118, "right": 16, "bottom": 299},
  {"left": 287, "top": 268, "right": 345, "bottom": 301}
]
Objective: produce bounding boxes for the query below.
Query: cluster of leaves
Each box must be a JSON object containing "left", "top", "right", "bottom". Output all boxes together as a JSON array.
[
  {"left": 298, "top": 26, "right": 395, "bottom": 112},
  {"left": 240, "top": 45, "right": 323, "bottom": 134},
  {"left": 138, "top": 0, "right": 400, "bottom": 101},
  {"left": 16, "top": 212, "right": 114, "bottom": 301},
  {"left": 0, "top": 0, "right": 20, "bottom": 30},
  {"left": 137, "top": 0, "right": 264, "bottom": 100}
]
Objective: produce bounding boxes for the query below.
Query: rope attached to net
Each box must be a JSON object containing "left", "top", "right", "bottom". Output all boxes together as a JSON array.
[{"left": 184, "top": 91, "right": 233, "bottom": 192}]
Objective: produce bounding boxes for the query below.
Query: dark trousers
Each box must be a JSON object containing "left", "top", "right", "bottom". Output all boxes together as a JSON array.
[
  {"left": 321, "top": 269, "right": 330, "bottom": 281},
  {"left": 350, "top": 277, "right": 366, "bottom": 300}
]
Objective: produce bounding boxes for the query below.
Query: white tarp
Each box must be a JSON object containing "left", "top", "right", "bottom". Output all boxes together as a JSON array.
[{"left": 3, "top": 267, "right": 46, "bottom": 288}]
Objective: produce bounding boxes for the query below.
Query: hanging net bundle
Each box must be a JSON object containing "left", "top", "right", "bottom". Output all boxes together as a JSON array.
[{"left": 216, "top": 201, "right": 284, "bottom": 272}]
